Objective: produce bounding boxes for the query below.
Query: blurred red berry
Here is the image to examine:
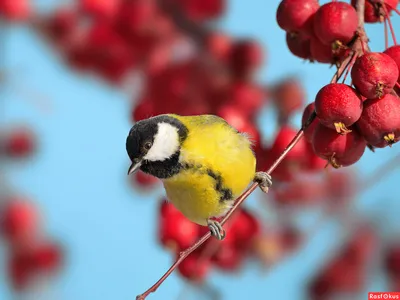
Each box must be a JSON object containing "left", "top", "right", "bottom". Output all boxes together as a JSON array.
[
  {"left": 158, "top": 201, "right": 200, "bottom": 251},
  {"left": 131, "top": 98, "right": 156, "bottom": 122},
  {"left": 229, "top": 39, "right": 264, "bottom": 78},
  {"left": 228, "top": 208, "right": 261, "bottom": 251},
  {"left": 8, "top": 240, "right": 63, "bottom": 291},
  {"left": 0, "top": 198, "right": 39, "bottom": 247},
  {"left": 177, "top": 251, "right": 211, "bottom": 281},
  {"left": 0, "top": 0, "right": 30, "bottom": 21},
  {"left": 130, "top": 170, "right": 160, "bottom": 190},
  {"left": 1, "top": 128, "right": 36, "bottom": 159},
  {"left": 177, "top": 0, "right": 225, "bottom": 21},
  {"left": 217, "top": 105, "right": 261, "bottom": 148},
  {"left": 228, "top": 81, "right": 264, "bottom": 118},
  {"left": 205, "top": 31, "right": 232, "bottom": 62},
  {"left": 79, "top": 0, "right": 120, "bottom": 19},
  {"left": 270, "top": 126, "right": 307, "bottom": 162},
  {"left": 212, "top": 244, "right": 244, "bottom": 272},
  {"left": 385, "top": 243, "right": 400, "bottom": 278},
  {"left": 272, "top": 77, "right": 305, "bottom": 123}
]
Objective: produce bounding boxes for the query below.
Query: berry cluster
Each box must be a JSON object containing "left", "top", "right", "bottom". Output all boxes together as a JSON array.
[
  {"left": 0, "top": 128, "right": 63, "bottom": 292},
  {"left": 279, "top": 0, "right": 400, "bottom": 169}
]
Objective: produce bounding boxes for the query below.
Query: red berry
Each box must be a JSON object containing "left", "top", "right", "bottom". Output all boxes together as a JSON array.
[
  {"left": 79, "top": 0, "right": 120, "bottom": 19},
  {"left": 31, "top": 241, "right": 63, "bottom": 273},
  {"left": 356, "top": 94, "right": 400, "bottom": 147},
  {"left": 385, "top": 243, "right": 400, "bottom": 277},
  {"left": 0, "top": 0, "right": 30, "bottom": 21},
  {"left": 272, "top": 77, "right": 305, "bottom": 122},
  {"left": 85, "top": 21, "right": 135, "bottom": 83},
  {"left": 228, "top": 81, "right": 264, "bottom": 118},
  {"left": 384, "top": 45, "right": 400, "bottom": 86},
  {"left": 273, "top": 176, "right": 325, "bottom": 206},
  {"left": 8, "top": 240, "right": 63, "bottom": 291},
  {"left": 312, "top": 123, "right": 366, "bottom": 168},
  {"left": 177, "top": 251, "right": 210, "bottom": 281},
  {"left": 325, "top": 170, "right": 358, "bottom": 204},
  {"left": 217, "top": 105, "right": 261, "bottom": 149},
  {"left": 315, "top": 83, "right": 363, "bottom": 134},
  {"left": 205, "top": 31, "right": 232, "bottom": 62},
  {"left": 131, "top": 99, "right": 156, "bottom": 122},
  {"left": 342, "top": 225, "right": 377, "bottom": 266},
  {"left": 177, "top": 0, "right": 225, "bottom": 21},
  {"left": 229, "top": 39, "right": 264, "bottom": 78},
  {"left": 1, "top": 128, "right": 35, "bottom": 158},
  {"left": 304, "top": 142, "right": 327, "bottom": 172},
  {"left": 229, "top": 208, "right": 261, "bottom": 250},
  {"left": 45, "top": 8, "right": 78, "bottom": 45},
  {"left": 301, "top": 102, "right": 318, "bottom": 142},
  {"left": 117, "top": 0, "right": 157, "bottom": 34},
  {"left": 276, "top": 0, "right": 319, "bottom": 37},
  {"left": 212, "top": 244, "right": 244, "bottom": 271},
  {"left": 158, "top": 201, "right": 199, "bottom": 251},
  {"left": 310, "top": 36, "right": 336, "bottom": 64},
  {"left": 351, "top": 52, "right": 399, "bottom": 99},
  {"left": 285, "top": 32, "right": 311, "bottom": 60},
  {"left": 270, "top": 126, "right": 307, "bottom": 162},
  {"left": 8, "top": 249, "right": 34, "bottom": 290},
  {"left": 313, "top": 2, "right": 358, "bottom": 46},
  {"left": 131, "top": 170, "right": 159, "bottom": 190},
  {"left": 0, "top": 198, "right": 39, "bottom": 246}
]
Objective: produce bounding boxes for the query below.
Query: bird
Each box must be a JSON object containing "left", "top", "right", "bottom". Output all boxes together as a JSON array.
[{"left": 126, "top": 114, "right": 272, "bottom": 240}]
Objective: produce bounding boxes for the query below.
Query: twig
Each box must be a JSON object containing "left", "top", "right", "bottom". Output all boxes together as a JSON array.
[
  {"left": 382, "top": 4, "right": 398, "bottom": 45},
  {"left": 135, "top": 116, "right": 315, "bottom": 300},
  {"left": 384, "top": 17, "right": 389, "bottom": 49},
  {"left": 135, "top": 1, "right": 369, "bottom": 299}
]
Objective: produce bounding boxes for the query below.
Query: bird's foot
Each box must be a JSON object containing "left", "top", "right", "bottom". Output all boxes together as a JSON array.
[
  {"left": 254, "top": 171, "right": 272, "bottom": 193},
  {"left": 207, "top": 219, "right": 226, "bottom": 240}
]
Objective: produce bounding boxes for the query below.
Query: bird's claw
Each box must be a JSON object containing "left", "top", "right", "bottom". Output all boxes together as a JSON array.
[
  {"left": 207, "top": 219, "right": 226, "bottom": 240},
  {"left": 254, "top": 171, "right": 272, "bottom": 193}
]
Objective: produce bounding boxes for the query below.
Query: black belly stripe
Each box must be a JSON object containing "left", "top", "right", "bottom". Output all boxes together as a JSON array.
[{"left": 181, "top": 162, "right": 233, "bottom": 202}]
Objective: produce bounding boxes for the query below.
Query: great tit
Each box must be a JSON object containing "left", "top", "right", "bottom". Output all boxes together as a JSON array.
[{"left": 126, "top": 114, "right": 272, "bottom": 240}]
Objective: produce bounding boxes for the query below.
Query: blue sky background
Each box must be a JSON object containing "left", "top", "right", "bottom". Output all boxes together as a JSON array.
[{"left": 1, "top": 1, "right": 400, "bottom": 299}]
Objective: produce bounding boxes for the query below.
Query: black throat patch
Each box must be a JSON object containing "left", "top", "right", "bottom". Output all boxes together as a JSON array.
[{"left": 139, "top": 115, "right": 188, "bottom": 179}]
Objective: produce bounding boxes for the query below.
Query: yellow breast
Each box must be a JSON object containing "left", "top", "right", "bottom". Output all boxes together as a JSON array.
[{"left": 162, "top": 115, "right": 256, "bottom": 226}]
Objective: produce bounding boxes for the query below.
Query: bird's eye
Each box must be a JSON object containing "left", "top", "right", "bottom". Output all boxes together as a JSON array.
[{"left": 144, "top": 142, "right": 152, "bottom": 150}]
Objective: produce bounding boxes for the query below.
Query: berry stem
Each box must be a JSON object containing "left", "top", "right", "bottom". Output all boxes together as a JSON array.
[
  {"left": 389, "top": 6, "right": 400, "bottom": 15},
  {"left": 342, "top": 52, "right": 358, "bottom": 84},
  {"left": 382, "top": 5, "right": 397, "bottom": 45},
  {"left": 384, "top": 17, "right": 389, "bottom": 49}
]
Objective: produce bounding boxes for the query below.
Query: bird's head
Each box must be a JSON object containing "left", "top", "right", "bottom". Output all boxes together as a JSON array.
[{"left": 126, "top": 115, "right": 188, "bottom": 178}]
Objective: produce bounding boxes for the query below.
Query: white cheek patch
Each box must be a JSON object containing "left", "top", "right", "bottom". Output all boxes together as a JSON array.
[{"left": 144, "top": 122, "right": 180, "bottom": 161}]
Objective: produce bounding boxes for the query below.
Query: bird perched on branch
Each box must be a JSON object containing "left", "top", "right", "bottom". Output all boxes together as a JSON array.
[{"left": 126, "top": 114, "right": 272, "bottom": 240}]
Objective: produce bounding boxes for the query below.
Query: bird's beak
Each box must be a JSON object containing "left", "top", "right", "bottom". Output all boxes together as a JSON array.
[{"left": 127, "top": 160, "right": 142, "bottom": 175}]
